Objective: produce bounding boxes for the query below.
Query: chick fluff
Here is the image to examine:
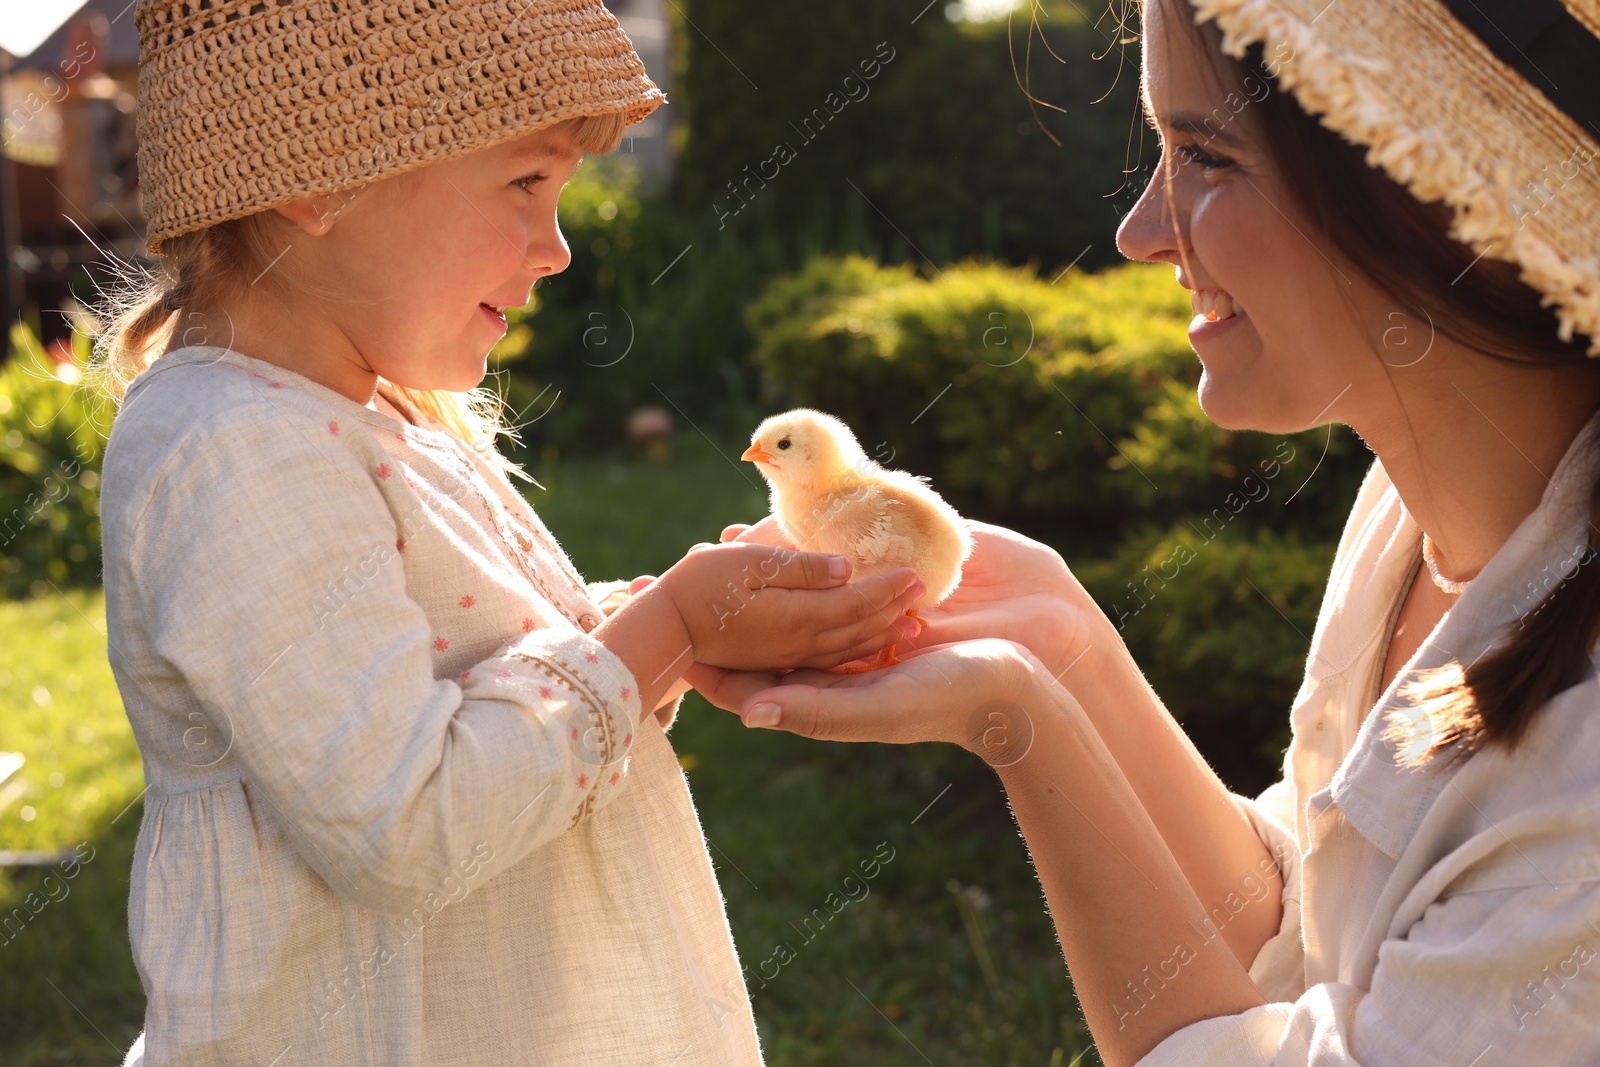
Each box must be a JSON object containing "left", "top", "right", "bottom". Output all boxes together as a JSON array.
[{"left": 742, "top": 408, "right": 972, "bottom": 669}]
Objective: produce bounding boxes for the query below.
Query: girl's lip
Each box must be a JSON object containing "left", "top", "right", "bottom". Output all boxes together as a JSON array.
[{"left": 480, "top": 303, "right": 507, "bottom": 331}]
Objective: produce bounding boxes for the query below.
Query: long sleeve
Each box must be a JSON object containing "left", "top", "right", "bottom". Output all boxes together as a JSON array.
[
  {"left": 1231, "top": 777, "right": 1307, "bottom": 1001},
  {"left": 1137, "top": 879, "right": 1600, "bottom": 1065},
  {"left": 124, "top": 403, "right": 644, "bottom": 916}
]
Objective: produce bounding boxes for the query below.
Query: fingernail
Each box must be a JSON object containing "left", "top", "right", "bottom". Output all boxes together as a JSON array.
[
  {"left": 828, "top": 556, "right": 850, "bottom": 580},
  {"left": 745, "top": 702, "right": 782, "bottom": 728}
]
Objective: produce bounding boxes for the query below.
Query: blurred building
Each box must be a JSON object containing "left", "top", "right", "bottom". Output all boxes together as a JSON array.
[
  {"left": 2, "top": 0, "right": 141, "bottom": 354},
  {"left": 606, "top": 0, "right": 677, "bottom": 184}
]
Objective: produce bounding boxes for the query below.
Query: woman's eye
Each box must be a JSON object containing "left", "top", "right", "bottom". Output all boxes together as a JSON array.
[
  {"left": 512, "top": 173, "right": 548, "bottom": 193},
  {"left": 1173, "top": 143, "right": 1235, "bottom": 171}
]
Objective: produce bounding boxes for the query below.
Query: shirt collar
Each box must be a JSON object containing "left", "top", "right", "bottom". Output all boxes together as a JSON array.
[{"left": 1323, "top": 405, "right": 1600, "bottom": 858}]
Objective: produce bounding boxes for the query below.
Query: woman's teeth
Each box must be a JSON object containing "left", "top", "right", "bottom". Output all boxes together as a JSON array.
[{"left": 1190, "top": 289, "right": 1246, "bottom": 322}]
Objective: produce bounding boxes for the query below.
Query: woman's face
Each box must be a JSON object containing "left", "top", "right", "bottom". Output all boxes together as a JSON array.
[
  {"left": 280, "top": 126, "right": 583, "bottom": 394},
  {"left": 1116, "top": 0, "right": 1390, "bottom": 434}
]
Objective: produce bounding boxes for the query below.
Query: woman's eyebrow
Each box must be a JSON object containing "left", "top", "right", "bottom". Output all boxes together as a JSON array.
[{"left": 1164, "top": 113, "right": 1246, "bottom": 148}]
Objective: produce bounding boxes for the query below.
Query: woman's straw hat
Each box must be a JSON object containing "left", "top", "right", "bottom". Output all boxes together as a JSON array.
[
  {"left": 1188, "top": 0, "right": 1600, "bottom": 354},
  {"left": 134, "top": 0, "right": 665, "bottom": 257}
]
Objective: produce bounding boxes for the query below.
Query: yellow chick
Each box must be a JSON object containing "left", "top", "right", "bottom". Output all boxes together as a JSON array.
[{"left": 741, "top": 408, "right": 972, "bottom": 670}]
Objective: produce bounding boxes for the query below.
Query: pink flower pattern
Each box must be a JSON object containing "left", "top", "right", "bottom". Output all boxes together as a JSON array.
[
  {"left": 434, "top": 637, "right": 449, "bottom": 652},
  {"left": 375, "top": 463, "right": 391, "bottom": 480},
  {"left": 459, "top": 593, "right": 475, "bottom": 608},
  {"left": 328, "top": 420, "right": 339, "bottom": 436}
]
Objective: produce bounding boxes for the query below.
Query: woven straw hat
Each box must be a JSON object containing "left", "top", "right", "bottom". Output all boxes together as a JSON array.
[
  {"left": 1187, "top": 0, "right": 1600, "bottom": 355},
  {"left": 134, "top": 0, "right": 665, "bottom": 257}
]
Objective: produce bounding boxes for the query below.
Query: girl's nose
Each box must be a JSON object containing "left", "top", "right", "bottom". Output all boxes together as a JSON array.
[
  {"left": 528, "top": 216, "right": 573, "bottom": 279},
  {"left": 1116, "top": 164, "right": 1188, "bottom": 267}
]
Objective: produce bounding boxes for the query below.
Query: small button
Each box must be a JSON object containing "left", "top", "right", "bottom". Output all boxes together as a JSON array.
[{"left": 579, "top": 612, "right": 601, "bottom": 632}]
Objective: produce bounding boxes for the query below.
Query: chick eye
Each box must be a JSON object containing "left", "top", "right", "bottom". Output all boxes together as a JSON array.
[{"left": 777, "top": 438, "right": 791, "bottom": 450}]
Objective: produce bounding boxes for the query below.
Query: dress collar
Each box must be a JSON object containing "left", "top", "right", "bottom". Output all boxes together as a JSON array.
[{"left": 1323, "top": 404, "right": 1600, "bottom": 858}]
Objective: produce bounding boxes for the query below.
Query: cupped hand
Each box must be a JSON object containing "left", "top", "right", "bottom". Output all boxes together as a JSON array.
[
  {"left": 658, "top": 541, "right": 925, "bottom": 673},
  {"left": 722, "top": 517, "right": 1110, "bottom": 680},
  {"left": 684, "top": 639, "right": 1049, "bottom": 763}
]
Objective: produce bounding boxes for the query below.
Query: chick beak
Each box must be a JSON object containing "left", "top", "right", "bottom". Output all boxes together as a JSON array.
[{"left": 742, "top": 443, "right": 776, "bottom": 465}]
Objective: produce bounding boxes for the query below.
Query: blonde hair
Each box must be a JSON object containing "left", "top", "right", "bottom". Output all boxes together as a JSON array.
[{"left": 87, "top": 111, "right": 629, "bottom": 479}]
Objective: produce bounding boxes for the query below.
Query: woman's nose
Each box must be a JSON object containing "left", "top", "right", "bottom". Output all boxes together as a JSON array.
[{"left": 1116, "top": 163, "right": 1187, "bottom": 266}]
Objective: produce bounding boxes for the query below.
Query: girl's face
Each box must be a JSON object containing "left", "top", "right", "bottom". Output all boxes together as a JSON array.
[
  {"left": 283, "top": 126, "right": 584, "bottom": 394},
  {"left": 1115, "top": 0, "right": 1391, "bottom": 434}
]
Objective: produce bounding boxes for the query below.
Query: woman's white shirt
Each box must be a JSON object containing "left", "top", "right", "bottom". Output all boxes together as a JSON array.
[{"left": 1140, "top": 404, "right": 1600, "bottom": 1065}]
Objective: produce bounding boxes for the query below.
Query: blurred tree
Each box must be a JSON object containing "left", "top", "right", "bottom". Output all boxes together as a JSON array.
[{"left": 670, "top": 0, "right": 1142, "bottom": 273}]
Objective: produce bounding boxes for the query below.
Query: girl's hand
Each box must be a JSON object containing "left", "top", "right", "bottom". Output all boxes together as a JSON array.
[
  {"left": 685, "top": 639, "right": 1049, "bottom": 765},
  {"left": 723, "top": 517, "right": 1109, "bottom": 681},
  {"left": 658, "top": 542, "right": 925, "bottom": 672}
]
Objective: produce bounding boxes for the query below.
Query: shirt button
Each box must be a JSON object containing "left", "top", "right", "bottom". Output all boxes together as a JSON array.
[{"left": 579, "top": 612, "right": 601, "bottom": 632}]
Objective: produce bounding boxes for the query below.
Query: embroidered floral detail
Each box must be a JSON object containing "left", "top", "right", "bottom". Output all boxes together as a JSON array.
[
  {"left": 609, "top": 772, "right": 620, "bottom": 786},
  {"left": 434, "top": 636, "right": 449, "bottom": 652},
  {"left": 522, "top": 618, "right": 536, "bottom": 632},
  {"left": 584, "top": 650, "right": 599, "bottom": 664},
  {"left": 328, "top": 420, "right": 340, "bottom": 436},
  {"left": 570, "top": 726, "right": 579, "bottom": 741},
  {"left": 396, "top": 538, "right": 407, "bottom": 553},
  {"left": 395, "top": 431, "right": 406, "bottom": 442},
  {"left": 405, "top": 475, "right": 417, "bottom": 488},
  {"left": 459, "top": 669, "right": 472, "bottom": 684},
  {"left": 624, "top": 733, "right": 632, "bottom": 747},
  {"left": 269, "top": 381, "right": 283, "bottom": 389},
  {"left": 540, "top": 686, "right": 554, "bottom": 700},
  {"left": 375, "top": 463, "right": 392, "bottom": 480},
  {"left": 459, "top": 593, "right": 476, "bottom": 608},
  {"left": 620, "top": 687, "right": 631, "bottom": 701},
  {"left": 577, "top": 774, "right": 589, "bottom": 788},
  {"left": 495, "top": 670, "right": 513, "bottom": 679}
]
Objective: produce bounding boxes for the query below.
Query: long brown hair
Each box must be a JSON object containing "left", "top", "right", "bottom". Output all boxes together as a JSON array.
[
  {"left": 86, "top": 111, "right": 628, "bottom": 479},
  {"left": 1146, "top": 0, "right": 1600, "bottom": 761}
]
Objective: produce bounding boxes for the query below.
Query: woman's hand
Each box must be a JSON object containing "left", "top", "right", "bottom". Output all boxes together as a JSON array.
[
  {"left": 722, "top": 517, "right": 1110, "bottom": 680},
  {"left": 686, "top": 639, "right": 1048, "bottom": 764}
]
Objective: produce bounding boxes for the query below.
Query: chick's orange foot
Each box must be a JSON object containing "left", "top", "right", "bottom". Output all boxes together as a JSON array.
[{"left": 840, "top": 643, "right": 904, "bottom": 674}]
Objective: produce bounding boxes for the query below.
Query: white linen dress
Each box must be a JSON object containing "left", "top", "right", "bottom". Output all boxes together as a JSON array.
[
  {"left": 100, "top": 345, "right": 765, "bottom": 1065},
  {"left": 1140, "top": 404, "right": 1600, "bottom": 1064}
]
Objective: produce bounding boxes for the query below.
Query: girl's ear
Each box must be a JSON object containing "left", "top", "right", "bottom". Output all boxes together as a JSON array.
[{"left": 273, "top": 192, "right": 353, "bottom": 236}]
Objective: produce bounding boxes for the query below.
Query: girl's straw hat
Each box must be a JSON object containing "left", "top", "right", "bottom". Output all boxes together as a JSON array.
[
  {"left": 134, "top": 0, "right": 665, "bottom": 257},
  {"left": 1189, "top": 0, "right": 1600, "bottom": 354}
]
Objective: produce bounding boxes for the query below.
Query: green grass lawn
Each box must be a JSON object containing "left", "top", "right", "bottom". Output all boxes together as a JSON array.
[{"left": 1, "top": 434, "right": 1094, "bottom": 1066}]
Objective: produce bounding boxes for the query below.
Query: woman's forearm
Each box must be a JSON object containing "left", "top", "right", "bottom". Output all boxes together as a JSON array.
[
  {"left": 1053, "top": 612, "right": 1285, "bottom": 967},
  {"left": 992, "top": 674, "right": 1268, "bottom": 1066}
]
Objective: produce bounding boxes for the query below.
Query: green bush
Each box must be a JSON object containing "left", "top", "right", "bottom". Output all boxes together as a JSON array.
[
  {"left": 750, "top": 256, "right": 1370, "bottom": 547},
  {"left": 0, "top": 325, "right": 108, "bottom": 600},
  {"left": 748, "top": 255, "right": 1374, "bottom": 791}
]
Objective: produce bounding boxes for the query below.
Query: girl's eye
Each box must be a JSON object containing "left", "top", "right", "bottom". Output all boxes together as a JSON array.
[
  {"left": 1173, "top": 143, "right": 1236, "bottom": 171},
  {"left": 512, "top": 173, "right": 548, "bottom": 194}
]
